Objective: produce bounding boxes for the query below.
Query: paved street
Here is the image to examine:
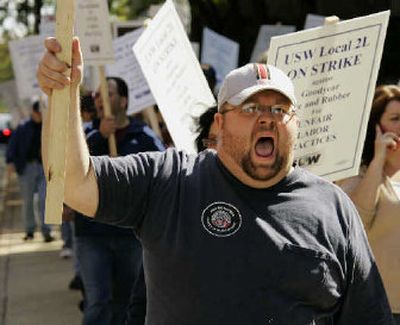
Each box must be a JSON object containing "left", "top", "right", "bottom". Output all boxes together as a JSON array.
[{"left": 0, "top": 144, "right": 82, "bottom": 325}]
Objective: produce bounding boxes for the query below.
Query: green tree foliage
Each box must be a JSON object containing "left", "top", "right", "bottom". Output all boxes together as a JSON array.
[
  {"left": 0, "top": 43, "right": 13, "bottom": 82},
  {"left": 109, "top": 0, "right": 164, "bottom": 20}
]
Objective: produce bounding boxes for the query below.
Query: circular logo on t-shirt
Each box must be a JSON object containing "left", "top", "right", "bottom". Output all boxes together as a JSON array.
[{"left": 201, "top": 202, "right": 242, "bottom": 237}]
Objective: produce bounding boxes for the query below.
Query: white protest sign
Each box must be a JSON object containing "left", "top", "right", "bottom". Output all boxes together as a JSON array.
[
  {"left": 75, "top": 0, "right": 115, "bottom": 65},
  {"left": 304, "top": 14, "right": 326, "bottom": 29},
  {"left": 106, "top": 28, "right": 155, "bottom": 115},
  {"left": 269, "top": 11, "right": 390, "bottom": 181},
  {"left": 191, "top": 42, "right": 200, "bottom": 59},
  {"left": 173, "top": 0, "right": 191, "bottom": 35},
  {"left": 9, "top": 35, "right": 46, "bottom": 100},
  {"left": 250, "top": 24, "right": 296, "bottom": 63},
  {"left": 134, "top": 0, "right": 215, "bottom": 153},
  {"left": 201, "top": 27, "right": 239, "bottom": 88}
]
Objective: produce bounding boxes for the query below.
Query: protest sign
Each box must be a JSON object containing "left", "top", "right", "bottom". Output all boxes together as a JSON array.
[
  {"left": 107, "top": 28, "right": 156, "bottom": 115},
  {"left": 250, "top": 24, "right": 296, "bottom": 63},
  {"left": 269, "top": 11, "right": 390, "bottom": 181},
  {"left": 191, "top": 42, "right": 200, "bottom": 59},
  {"left": 201, "top": 27, "right": 239, "bottom": 88},
  {"left": 75, "top": 0, "right": 115, "bottom": 65},
  {"left": 75, "top": 0, "right": 117, "bottom": 155},
  {"left": 9, "top": 35, "right": 46, "bottom": 100},
  {"left": 134, "top": 0, "right": 215, "bottom": 154},
  {"left": 304, "top": 14, "right": 326, "bottom": 29}
]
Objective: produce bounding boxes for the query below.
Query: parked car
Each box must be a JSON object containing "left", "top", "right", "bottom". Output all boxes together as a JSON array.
[{"left": 0, "top": 113, "right": 13, "bottom": 144}]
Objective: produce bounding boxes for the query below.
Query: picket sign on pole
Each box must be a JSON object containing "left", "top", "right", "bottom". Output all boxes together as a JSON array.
[
  {"left": 98, "top": 66, "right": 118, "bottom": 157},
  {"left": 75, "top": 0, "right": 117, "bottom": 156},
  {"left": 45, "top": 0, "right": 75, "bottom": 225}
]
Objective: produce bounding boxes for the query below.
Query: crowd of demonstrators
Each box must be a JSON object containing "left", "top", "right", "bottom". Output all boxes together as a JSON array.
[
  {"left": 338, "top": 84, "right": 400, "bottom": 324},
  {"left": 6, "top": 101, "right": 54, "bottom": 243},
  {"left": 36, "top": 37, "right": 395, "bottom": 324}
]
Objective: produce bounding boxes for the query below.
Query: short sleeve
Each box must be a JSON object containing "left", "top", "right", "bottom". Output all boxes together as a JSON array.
[{"left": 91, "top": 151, "right": 166, "bottom": 230}]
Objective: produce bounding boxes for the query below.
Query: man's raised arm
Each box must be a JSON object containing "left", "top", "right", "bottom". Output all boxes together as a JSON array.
[{"left": 37, "top": 37, "right": 98, "bottom": 217}]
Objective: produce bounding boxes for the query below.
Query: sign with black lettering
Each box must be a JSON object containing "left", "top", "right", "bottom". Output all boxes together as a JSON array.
[
  {"left": 9, "top": 35, "right": 46, "bottom": 100},
  {"left": 75, "top": 0, "right": 115, "bottom": 65},
  {"left": 106, "top": 28, "right": 155, "bottom": 115},
  {"left": 133, "top": 0, "right": 215, "bottom": 154},
  {"left": 268, "top": 11, "right": 390, "bottom": 181}
]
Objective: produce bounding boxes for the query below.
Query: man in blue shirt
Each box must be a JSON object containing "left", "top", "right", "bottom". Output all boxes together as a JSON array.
[
  {"left": 7, "top": 101, "right": 53, "bottom": 242},
  {"left": 37, "top": 38, "right": 394, "bottom": 325}
]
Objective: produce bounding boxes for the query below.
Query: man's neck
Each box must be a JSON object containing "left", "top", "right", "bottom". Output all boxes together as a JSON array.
[{"left": 217, "top": 151, "right": 293, "bottom": 189}]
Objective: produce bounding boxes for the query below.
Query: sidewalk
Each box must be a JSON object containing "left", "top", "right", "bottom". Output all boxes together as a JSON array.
[{"left": 0, "top": 155, "right": 82, "bottom": 324}]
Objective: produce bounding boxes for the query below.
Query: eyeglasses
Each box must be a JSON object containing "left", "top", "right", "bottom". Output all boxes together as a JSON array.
[{"left": 221, "top": 102, "right": 296, "bottom": 121}]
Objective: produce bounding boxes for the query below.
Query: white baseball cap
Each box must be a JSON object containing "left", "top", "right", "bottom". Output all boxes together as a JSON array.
[{"left": 217, "top": 63, "right": 297, "bottom": 112}]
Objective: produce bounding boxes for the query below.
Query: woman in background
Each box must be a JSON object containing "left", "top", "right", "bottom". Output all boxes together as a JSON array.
[{"left": 338, "top": 84, "right": 400, "bottom": 323}]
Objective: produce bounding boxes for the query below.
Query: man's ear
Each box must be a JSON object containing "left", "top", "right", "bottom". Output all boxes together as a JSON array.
[
  {"left": 121, "top": 97, "right": 128, "bottom": 111},
  {"left": 214, "top": 112, "right": 224, "bottom": 132}
]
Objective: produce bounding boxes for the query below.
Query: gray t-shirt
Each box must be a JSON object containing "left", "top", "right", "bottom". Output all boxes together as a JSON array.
[{"left": 92, "top": 148, "right": 393, "bottom": 325}]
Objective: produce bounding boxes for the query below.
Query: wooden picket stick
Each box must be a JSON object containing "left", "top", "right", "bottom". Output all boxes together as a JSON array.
[
  {"left": 324, "top": 15, "right": 340, "bottom": 26},
  {"left": 45, "top": 0, "right": 74, "bottom": 225},
  {"left": 142, "top": 106, "right": 163, "bottom": 139},
  {"left": 98, "top": 66, "right": 118, "bottom": 157}
]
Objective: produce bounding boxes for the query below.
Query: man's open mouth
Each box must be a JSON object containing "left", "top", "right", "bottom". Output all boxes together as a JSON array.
[{"left": 255, "top": 137, "right": 274, "bottom": 158}]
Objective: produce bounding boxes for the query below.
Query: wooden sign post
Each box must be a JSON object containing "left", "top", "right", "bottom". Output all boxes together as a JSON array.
[
  {"left": 324, "top": 16, "right": 340, "bottom": 26},
  {"left": 142, "top": 106, "right": 163, "bottom": 140},
  {"left": 45, "top": 0, "right": 75, "bottom": 225}
]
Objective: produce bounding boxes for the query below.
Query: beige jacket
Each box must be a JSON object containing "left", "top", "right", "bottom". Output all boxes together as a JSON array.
[{"left": 338, "top": 174, "right": 400, "bottom": 313}]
